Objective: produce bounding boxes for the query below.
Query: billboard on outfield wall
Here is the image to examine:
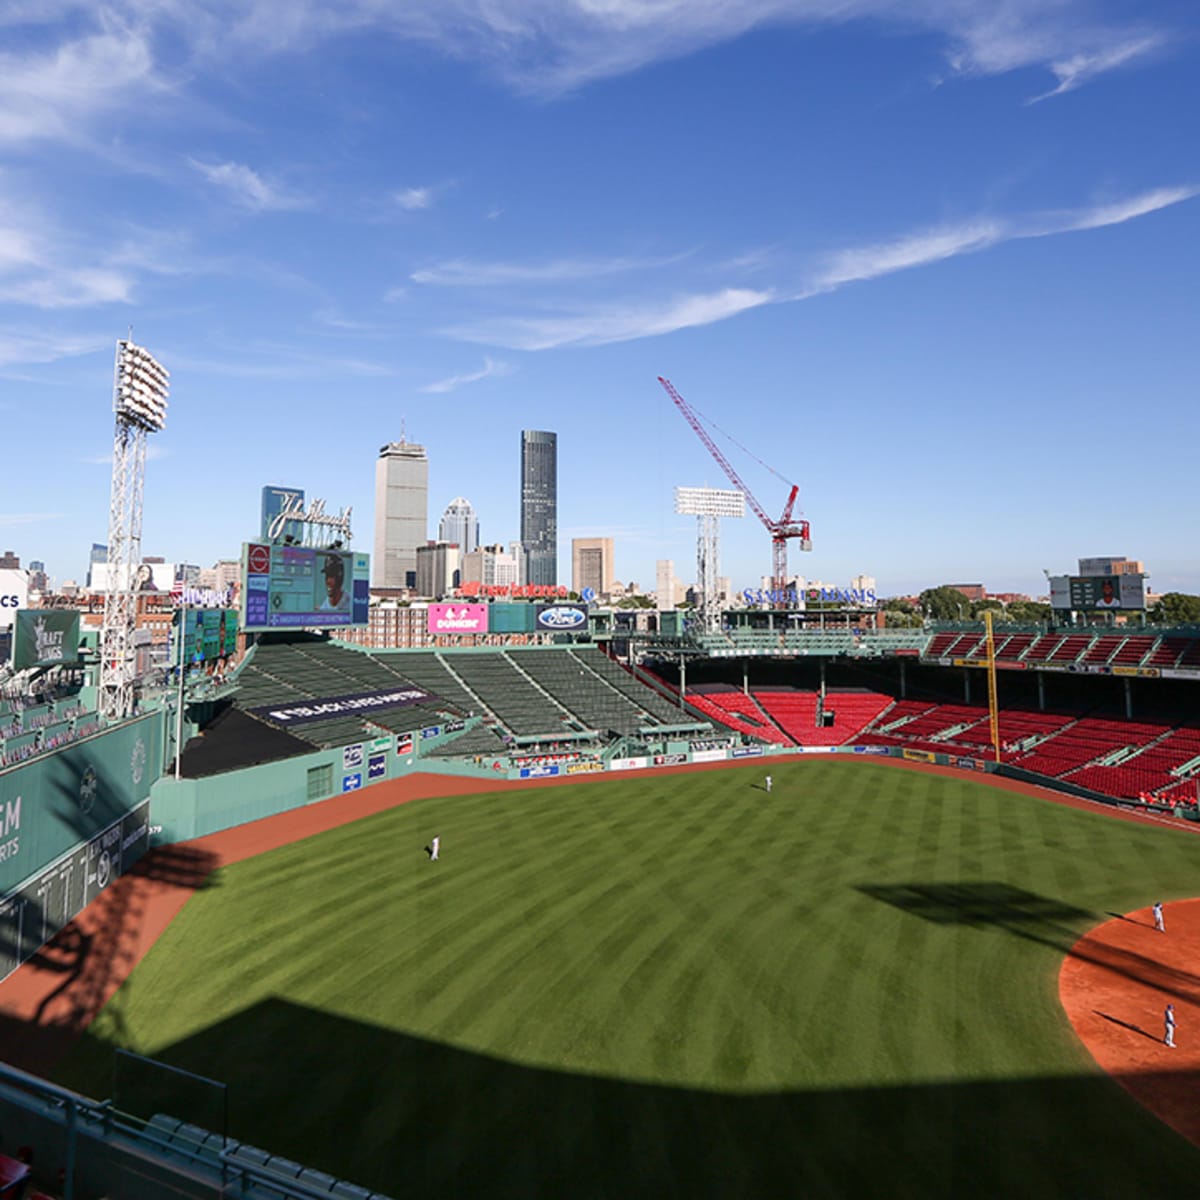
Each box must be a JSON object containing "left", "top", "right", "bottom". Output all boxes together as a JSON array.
[
  {"left": 0, "top": 715, "right": 161, "bottom": 900},
  {"left": 12, "top": 609, "right": 80, "bottom": 670},
  {"left": 427, "top": 603, "right": 489, "bottom": 635},
  {"left": 241, "top": 543, "right": 369, "bottom": 630},
  {"left": 1050, "top": 574, "right": 1146, "bottom": 610}
]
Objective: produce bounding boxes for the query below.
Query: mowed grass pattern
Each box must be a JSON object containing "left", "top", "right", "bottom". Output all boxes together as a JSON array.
[{"left": 55, "top": 761, "right": 1200, "bottom": 1197}]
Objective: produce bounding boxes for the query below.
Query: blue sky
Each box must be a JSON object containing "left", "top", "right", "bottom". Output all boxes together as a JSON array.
[{"left": 1, "top": 0, "right": 1198, "bottom": 597}]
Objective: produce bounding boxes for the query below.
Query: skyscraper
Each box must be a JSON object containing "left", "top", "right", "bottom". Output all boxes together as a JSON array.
[
  {"left": 520, "top": 430, "right": 557, "bottom": 587},
  {"left": 572, "top": 537, "right": 614, "bottom": 596},
  {"left": 374, "top": 439, "right": 428, "bottom": 589},
  {"left": 86, "top": 543, "right": 107, "bottom": 588},
  {"left": 437, "top": 497, "right": 480, "bottom": 556}
]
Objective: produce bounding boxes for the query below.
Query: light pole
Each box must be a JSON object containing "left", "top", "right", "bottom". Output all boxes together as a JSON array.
[{"left": 174, "top": 592, "right": 187, "bottom": 780}]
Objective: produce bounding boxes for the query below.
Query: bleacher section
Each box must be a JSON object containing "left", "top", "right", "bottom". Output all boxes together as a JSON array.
[
  {"left": 687, "top": 685, "right": 784, "bottom": 743},
  {"left": 447, "top": 654, "right": 577, "bottom": 738},
  {"left": 754, "top": 690, "right": 821, "bottom": 745},
  {"left": 1011, "top": 716, "right": 1163, "bottom": 779},
  {"left": 516, "top": 649, "right": 688, "bottom": 737}
]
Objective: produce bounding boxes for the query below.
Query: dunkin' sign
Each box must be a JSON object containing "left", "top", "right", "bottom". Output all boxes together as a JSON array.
[{"left": 428, "top": 603, "right": 489, "bottom": 635}]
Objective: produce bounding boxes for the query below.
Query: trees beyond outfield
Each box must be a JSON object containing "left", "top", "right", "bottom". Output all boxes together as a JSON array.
[{"left": 1150, "top": 592, "right": 1200, "bottom": 625}]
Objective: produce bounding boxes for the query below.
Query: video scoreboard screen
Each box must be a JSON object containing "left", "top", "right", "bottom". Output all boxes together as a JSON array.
[
  {"left": 241, "top": 544, "right": 370, "bottom": 630},
  {"left": 1050, "top": 574, "right": 1147, "bottom": 611},
  {"left": 172, "top": 607, "right": 239, "bottom": 666}
]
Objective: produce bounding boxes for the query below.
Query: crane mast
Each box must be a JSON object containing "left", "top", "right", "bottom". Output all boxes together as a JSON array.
[{"left": 658, "top": 376, "right": 811, "bottom": 602}]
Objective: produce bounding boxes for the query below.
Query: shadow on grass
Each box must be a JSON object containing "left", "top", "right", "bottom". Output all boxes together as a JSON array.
[
  {"left": 856, "top": 882, "right": 1200, "bottom": 1005},
  {"left": 49, "top": 997, "right": 1200, "bottom": 1200},
  {"left": 0, "top": 843, "right": 218, "bottom": 1073}
]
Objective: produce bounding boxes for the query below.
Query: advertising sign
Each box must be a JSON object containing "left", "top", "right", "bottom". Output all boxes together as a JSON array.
[
  {"left": 609, "top": 757, "right": 648, "bottom": 771},
  {"left": 173, "top": 607, "right": 238, "bottom": 667},
  {"left": 732, "top": 746, "right": 764, "bottom": 758},
  {"left": 241, "top": 543, "right": 370, "bottom": 630},
  {"left": 1050, "top": 574, "right": 1147, "bottom": 610},
  {"left": 653, "top": 753, "right": 687, "bottom": 766},
  {"left": 903, "top": 749, "right": 936, "bottom": 763},
  {"left": 520, "top": 764, "right": 560, "bottom": 778},
  {"left": 12, "top": 610, "right": 80, "bottom": 670},
  {"left": 427, "top": 603, "right": 488, "bottom": 635},
  {"left": 250, "top": 686, "right": 434, "bottom": 727},
  {"left": 396, "top": 735, "right": 414, "bottom": 756},
  {"left": 536, "top": 605, "right": 588, "bottom": 631},
  {"left": 343, "top": 744, "right": 364, "bottom": 770},
  {"left": 342, "top": 773, "right": 362, "bottom": 792},
  {"left": 566, "top": 761, "right": 604, "bottom": 775},
  {"left": 368, "top": 754, "right": 387, "bottom": 781},
  {"left": 692, "top": 748, "right": 728, "bottom": 764},
  {"left": 0, "top": 569, "right": 29, "bottom": 631},
  {"left": 261, "top": 485, "right": 305, "bottom": 543}
]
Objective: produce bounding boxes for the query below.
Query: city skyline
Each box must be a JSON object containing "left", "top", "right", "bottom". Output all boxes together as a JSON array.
[{"left": 1, "top": 4, "right": 1197, "bottom": 594}]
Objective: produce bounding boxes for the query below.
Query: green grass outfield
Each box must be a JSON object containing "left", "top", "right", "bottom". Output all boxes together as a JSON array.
[{"left": 54, "top": 760, "right": 1200, "bottom": 1197}]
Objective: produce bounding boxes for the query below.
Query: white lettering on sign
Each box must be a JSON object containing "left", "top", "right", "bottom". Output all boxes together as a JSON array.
[
  {"left": 267, "top": 495, "right": 353, "bottom": 543},
  {"left": 1, "top": 797, "right": 19, "bottom": 838}
]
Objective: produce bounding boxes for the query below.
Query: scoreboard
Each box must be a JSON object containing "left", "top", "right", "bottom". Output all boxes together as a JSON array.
[{"left": 241, "top": 544, "right": 370, "bottom": 631}]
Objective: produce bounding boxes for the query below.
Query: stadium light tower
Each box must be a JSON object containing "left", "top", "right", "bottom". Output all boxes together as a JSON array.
[
  {"left": 99, "top": 338, "right": 169, "bottom": 721},
  {"left": 675, "top": 486, "right": 744, "bottom": 634}
]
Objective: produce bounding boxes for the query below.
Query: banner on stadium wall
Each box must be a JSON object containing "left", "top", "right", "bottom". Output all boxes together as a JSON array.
[
  {"left": 1111, "top": 666, "right": 1160, "bottom": 679},
  {"left": 794, "top": 746, "right": 837, "bottom": 755},
  {"left": 954, "top": 757, "right": 982, "bottom": 771},
  {"left": 653, "top": 753, "right": 687, "bottom": 766},
  {"left": 343, "top": 744, "right": 363, "bottom": 770},
  {"left": 732, "top": 747, "right": 764, "bottom": 758},
  {"left": 368, "top": 754, "right": 387, "bottom": 781},
  {"left": 566, "top": 761, "right": 604, "bottom": 775},
  {"left": 852, "top": 745, "right": 892, "bottom": 755},
  {"left": 12, "top": 609, "right": 80, "bottom": 670},
  {"left": 252, "top": 687, "right": 434, "bottom": 727},
  {"left": 1163, "top": 668, "right": 1200, "bottom": 681},
  {"left": 609, "top": 757, "right": 648, "bottom": 771},
  {"left": 692, "top": 748, "right": 728, "bottom": 764},
  {"left": 903, "top": 749, "right": 936, "bottom": 764},
  {"left": 520, "top": 764, "right": 560, "bottom": 778},
  {"left": 396, "top": 735, "right": 414, "bottom": 756}
]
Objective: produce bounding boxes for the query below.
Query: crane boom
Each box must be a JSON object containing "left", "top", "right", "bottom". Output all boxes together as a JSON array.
[
  {"left": 659, "top": 375, "right": 811, "bottom": 603},
  {"left": 657, "top": 376, "right": 772, "bottom": 529}
]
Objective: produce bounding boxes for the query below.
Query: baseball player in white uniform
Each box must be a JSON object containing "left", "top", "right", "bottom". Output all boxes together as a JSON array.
[
  {"left": 1153, "top": 901, "right": 1165, "bottom": 933},
  {"left": 765, "top": 774, "right": 773, "bottom": 794},
  {"left": 1165, "top": 1004, "right": 1176, "bottom": 1048},
  {"left": 430, "top": 835, "right": 440, "bottom": 862}
]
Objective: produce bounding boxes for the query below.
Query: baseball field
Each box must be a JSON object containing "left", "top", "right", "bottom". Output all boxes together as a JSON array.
[{"left": 50, "top": 760, "right": 1200, "bottom": 1197}]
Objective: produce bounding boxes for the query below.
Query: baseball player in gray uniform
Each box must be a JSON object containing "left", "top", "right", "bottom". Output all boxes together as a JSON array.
[
  {"left": 1165, "top": 1004, "right": 1176, "bottom": 1048},
  {"left": 1153, "top": 901, "right": 1165, "bottom": 933}
]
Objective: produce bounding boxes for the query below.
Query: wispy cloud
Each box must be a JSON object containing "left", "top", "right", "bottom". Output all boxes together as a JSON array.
[
  {"left": 810, "top": 221, "right": 1004, "bottom": 291},
  {"left": 0, "top": 28, "right": 159, "bottom": 144},
  {"left": 394, "top": 186, "right": 434, "bottom": 211},
  {"left": 0, "top": 186, "right": 137, "bottom": 308},
  {"left": 0, "top": 1, "right": 1169, "bottom": 111},
  {"left": 412, "top": 252, "right": 689, "bottom": 287},
  {"left": 420, "top": 357, "right": 513, "bottom": 393},
  {"left": 442, "top": 184, "right": 1198, "bottom": 350},
  {"left": 0, "top": 330, "right": 107, "bottom": 369},
  {"left": 806, "top": 185, "right": 1200, "bottom": 295},
  {"left": 1027, "top": 35, "right": 1163, "bottom": 104},
  {"left": 445, "top": 287, "right": 772, "bottom": 351},
  {"left": 191, "top": 159, "right": 309, "bottom": 211},
  {"left": 0, "top": 512, "right": 65, "bottom": 527}
]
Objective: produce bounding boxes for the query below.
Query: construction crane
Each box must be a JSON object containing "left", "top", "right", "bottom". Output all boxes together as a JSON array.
[{"left": 659, "top": 376, "right": 811, "bottom": 602}]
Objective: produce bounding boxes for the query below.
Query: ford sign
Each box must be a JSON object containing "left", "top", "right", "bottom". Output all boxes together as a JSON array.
[{"left": 537, "top": 605, "right": 587, "bottom": 630}]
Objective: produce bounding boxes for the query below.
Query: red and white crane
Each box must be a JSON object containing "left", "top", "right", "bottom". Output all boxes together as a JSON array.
[{"left": 658, "top": 376, "right": 811, "bottom": 599}]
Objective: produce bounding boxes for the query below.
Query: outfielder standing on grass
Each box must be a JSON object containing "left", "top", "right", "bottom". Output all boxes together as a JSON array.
[
  {"left": 765, "top": 774, "right": 773, "bottom": 794},
  {"left": 1165, "top": 1004, "right": 1176, "bottom": 1048},
  {"left": 1153, "top": 901, "right": 1165, "bottom": 932},
  {"left": 430, "top": 835, "right": 440, "bottom": 862}
]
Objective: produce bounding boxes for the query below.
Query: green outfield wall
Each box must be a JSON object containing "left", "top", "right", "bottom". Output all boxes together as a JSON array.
[{"left": 0, "top": 714, "right": 162, "bottom": 980}]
